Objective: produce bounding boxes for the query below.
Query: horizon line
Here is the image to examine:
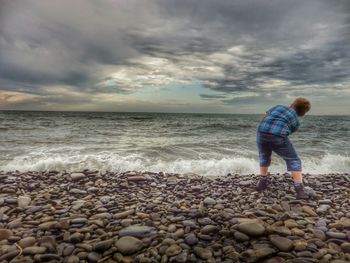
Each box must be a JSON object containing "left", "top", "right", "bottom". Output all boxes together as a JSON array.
[{"left": 1, "top": 109, "right": 349, "bottom": 116}]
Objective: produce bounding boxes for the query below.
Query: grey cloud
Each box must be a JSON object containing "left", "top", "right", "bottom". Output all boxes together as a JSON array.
[
  {"left": 200, "top": 94, "right": 228, "bottom": 99},
  {"left": 0, "top": 0, "right": 350, "bottom": 113}
]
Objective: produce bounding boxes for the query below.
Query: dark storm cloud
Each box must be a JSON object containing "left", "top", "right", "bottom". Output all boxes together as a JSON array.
[{"left": 0, "top": 0, "right": 350, "bottom": 113}]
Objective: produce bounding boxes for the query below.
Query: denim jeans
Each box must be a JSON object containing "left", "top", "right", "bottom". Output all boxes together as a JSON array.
[{"left": 256, "top": 132, "right": 302, "bottom": 171}]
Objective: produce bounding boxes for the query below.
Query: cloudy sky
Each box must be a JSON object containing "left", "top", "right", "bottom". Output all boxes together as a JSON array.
[{"left": 1, "top": 0, "right": 350, "bottom": 114}]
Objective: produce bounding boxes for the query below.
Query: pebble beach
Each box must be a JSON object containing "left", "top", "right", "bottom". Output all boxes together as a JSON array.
[{"left": 1, "top": 171, "right": 350, "bottom": 263}]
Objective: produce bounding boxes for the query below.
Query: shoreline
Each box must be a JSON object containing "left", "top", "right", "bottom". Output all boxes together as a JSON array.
[{"left": 1, "top": 171, "right": 350, "bottom": 262}]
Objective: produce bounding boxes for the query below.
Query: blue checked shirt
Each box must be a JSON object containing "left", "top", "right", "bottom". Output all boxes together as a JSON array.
[{"left": 257, "top": 105, "right": 300, "bottom": 136}]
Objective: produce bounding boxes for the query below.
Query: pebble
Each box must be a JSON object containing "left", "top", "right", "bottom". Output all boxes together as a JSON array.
[
  {"left": 200, "top": 225, "right": 219, "bottom": 235},
  {"left": 18, "top": 237, "right": 36, "bottom": 248},
  {"left": 317, "top": 204, "right": 331, "bottom": 214},
  {"left": 185, "top": 233, "right": 198, "bottom": 245},
  {"left": 270, "top": 235, "right": 293, "bottom": 252},
  {"left": 240, "top": 248, "right": 276, "bottom": 263},
  {"left": 118, "top": 225, "right": 157, "bottom": 237},
  {"left": 313, "top": 229, "right": 326, "bottom": 240},
  {"left": 165, "top": 244, "right": 182, "bottom": 256},
  {"left": 234, "top": 231, "right": 250, "bottom": 242},
  {"left": 17, "top": 196, "right": 31, "bottom": 208},
  {"left": 115, "top": 236, "right": 143, "bottom": 255},
  {"left": 193, "top": 246, "right": 213, "bottom": 260},
  {"left": 326, "top": 232, "right": 347, "bottom": 239},
  {"left": 87, "top": 252, "right": 102, "bottom": 263},
  {"left": 302, "top": 206, "right": 318, "bottom": 217},
  {"left": 340, "top": 242, "right": 350, "bottom": 253},
  {"left": 238, "top": 222, "right": 266, "bottom": 236},
  {"left": 22, "top": 246, "right": 47, "bottom": 255},
  {"left": 0, "top": 229, "right": 13, "bottom": 240},
  {"left": 70, "top": 172, "right": 86, "bottom": 181},
  {"left": 93, "top": 238, "right": 114, "bottom": 252},
  {"left": 203, "top": 197, "right": 216, "bottom": 205}
]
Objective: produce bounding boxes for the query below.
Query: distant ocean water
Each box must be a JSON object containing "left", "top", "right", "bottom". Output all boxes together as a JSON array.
[{"left": 0, "top": 111, "right": 349, "bottom": 176}]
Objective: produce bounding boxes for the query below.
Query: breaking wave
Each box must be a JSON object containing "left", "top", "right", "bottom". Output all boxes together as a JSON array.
[{"left": 2, "top": 151, "right": 349, "bottom": 176}]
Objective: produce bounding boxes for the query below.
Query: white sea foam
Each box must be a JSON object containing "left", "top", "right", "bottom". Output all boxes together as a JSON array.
[{"left": 2, "top": 151, "right": 349, "bottom": 176}]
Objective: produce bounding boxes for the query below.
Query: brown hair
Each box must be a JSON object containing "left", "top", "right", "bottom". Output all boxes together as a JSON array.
[{"left": 291, "top": 97, "right": 311, "bottom": 116}]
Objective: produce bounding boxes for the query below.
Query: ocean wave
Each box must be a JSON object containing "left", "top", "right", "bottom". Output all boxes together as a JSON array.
[{"left": 1, "top": 151, "right": 349, "bottom": 176}]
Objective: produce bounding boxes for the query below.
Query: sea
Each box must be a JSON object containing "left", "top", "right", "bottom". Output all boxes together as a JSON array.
[{"left": 0, "top": 111, "right": 349, "bottom": 176}]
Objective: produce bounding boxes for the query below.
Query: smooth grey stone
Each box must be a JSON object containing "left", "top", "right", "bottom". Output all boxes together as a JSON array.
[{"left": 119, "top": 225, "right": 157, "bottom": 238}]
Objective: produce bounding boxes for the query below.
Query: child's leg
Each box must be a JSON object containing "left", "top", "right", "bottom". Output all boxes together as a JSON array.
[
  {"left": 256, "top": 133, "right": 272, "bottom": 175},
  {"left": 256, "top": 133, "right": 272, "bottom": 191},
  {"left": 291, "top": 171, "right": 303, "bottom": 183},
  {"left": 273, "top": 137, "right": 309, "bottom": 199},
  {"left": 260, "top": 166, "right": 269, "bottom": 176},
  {"left": 272, "top": 137, "right": 302, "bottom": 181}
]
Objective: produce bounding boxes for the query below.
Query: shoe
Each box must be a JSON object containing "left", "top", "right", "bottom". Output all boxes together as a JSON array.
[
  {"left": 294, "top": 183, "right": 309, "bottom": 199},
  {"left": 255, "top": 176, "right": 269, "bottom": 191}
]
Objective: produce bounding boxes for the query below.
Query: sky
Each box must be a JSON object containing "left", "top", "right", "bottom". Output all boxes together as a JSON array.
[{"left": 0, "top": 0, "right": 350, "bottom": 114}]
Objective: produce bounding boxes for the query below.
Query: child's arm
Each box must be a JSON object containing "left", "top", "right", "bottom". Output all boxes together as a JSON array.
[{"left": 290, "top": 117, "right": 300, "bottom": 133}]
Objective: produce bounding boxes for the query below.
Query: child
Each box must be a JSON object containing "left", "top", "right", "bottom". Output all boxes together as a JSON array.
[{"left": 255, "top": 97, "right": 311, "bottom": 199}]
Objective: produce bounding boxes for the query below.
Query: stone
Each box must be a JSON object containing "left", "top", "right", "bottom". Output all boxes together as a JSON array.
[
  {"left": 200, "top": 225, "right": 219, "bottom": 235},
  {"left": 185, "top": 233, "right": 198, "bottom": 245},
  {"left": 0, "top": 250, "right": 19, "bottom": 261},
  {"left": 114, "top": 209, "right": 135, "bottom": 219},
  {"left": 340, "top": 242, "right": 350, "bottom": 253},
  {"left": 17, "top": 196, "right": 31, "bottom": 208},
  {"left": 38, "top": 221, "right": 58, "bottom": 231},
  {"left": 270, "top": 226, "right": 291, "bottom": 236},
  {"left": 238, "top": 222, "right": 265, "bottom": 236},
  {"left": 193, "top": 246, "right": 213, "bottom": 260},
  {"left": 302, "top": 206, "right": 318, "bottom": 217},
  {"left": 239, "top": 180, "right": 253, "bottom": 186},
  {"left": 269, "top": 236, "right": 293, "bottom": 252},
  {"left": 87, "top": 186, "right": 99, "bottom": 192},
  {"left": 284, "top": 219, "right": 299, "bottom": 229},
  {"left": 165, "top": 244, "right": 182, "bottom": 257},
  {"left": 293, "top": 240, "right": 308, "bottom": 251},
  {"left": 66, "top": 255, "right": 80, "bottom": 263},
  {"left": 70, "top": 188, "right": 87, "bottom": 194},
  {"left": 70, "top": 172, "right": 86, "bottom": 181},
  {"left": 291, "top": 228, "right": 305, "bottom": 236},
  {"left": 0, "top": 229, "right": 13, "bottom": 241},
  {"left": 234, "top": 231, "right": 250, "bottom": 242},
  {"left": 127, "top": 176, "right": 146, "bottom": 182},
  {"left": 203, "top": 197, "right": 216, "bottom": 205},
  {"left": 316, "top": 204, "right": 330, "bottom": 214},
  {"left": 118, "top": 225, "right": 157, "bottom": 238},
  {"left": 18, "top": 237, "right": 36, "bottom": 248},
  {"left": 22, "top": 246, "right": 47, "bottom": 255},
  {"left": 182, "top": 220, "right": 198, "bottom": 229},
  {"left": 71, "top": 218, "right": 88, "bottom": 224},
  {"left": 223, "top": 246, "right": 239, "bottom": 260},
  {"left": 312, "top": 229, "right": 326, "bottom": 241},
  {"left": 326, "top": 232, "right": 347, "bottom": 239},
  {"left": 93, "top": 239, "right": 114, "bottom": 252},
  {"left": 115, "top": 236, "right": 143, "bottom": 255},
  {"left": 40, "top": 236, "right": 57, "bottom": 253},
  {"left": 69, "top": 232, "right": 84, "bottom": 243},
  {"left": 240, "top": 248, "right": 276, "bottom": 263},
  {"left": 100, "top": 196, "right": 111, "bottom": 204},
  {"left": 87, "top": 252, "right": 102, "bottom": 263},
  {"left": 262, "top": 257, "right": 286, "bottom": 263},
  {"left": 34, "top": 254, "right": 61, "bottom": 262}
]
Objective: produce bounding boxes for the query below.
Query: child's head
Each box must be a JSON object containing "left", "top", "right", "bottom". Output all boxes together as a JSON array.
[{"left": 291, "top": 97, "right": 311, "bottom": 116}]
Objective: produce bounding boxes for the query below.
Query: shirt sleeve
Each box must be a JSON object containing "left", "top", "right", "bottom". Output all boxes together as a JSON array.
[
  {"left": 290, "top": 116, "right": 300, "bottom": 133},
  {"left": 266, "top": 105, "right": 279, "bottom": 115}
]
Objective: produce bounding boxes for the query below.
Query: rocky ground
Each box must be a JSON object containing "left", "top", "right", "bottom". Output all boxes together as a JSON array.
[{"left": 0, "top": 171, "right": 350, "bottom": 263}]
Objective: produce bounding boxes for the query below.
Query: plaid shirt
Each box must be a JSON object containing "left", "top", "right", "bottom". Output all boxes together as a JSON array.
[{"left": 257, "top": 105, "right": 300, "bottom": 136}]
